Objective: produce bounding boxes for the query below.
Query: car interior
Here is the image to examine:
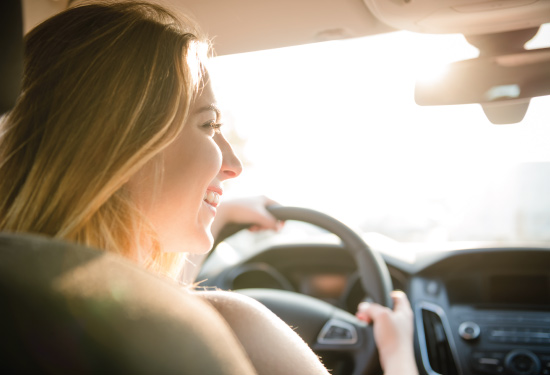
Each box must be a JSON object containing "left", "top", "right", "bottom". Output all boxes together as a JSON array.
[{"left": 2, "top": 0, "right": 550, "bottom": 374}]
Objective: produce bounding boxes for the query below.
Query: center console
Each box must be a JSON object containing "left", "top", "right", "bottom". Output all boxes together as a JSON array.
[
  {"left": 414, "top": 271, "right": 550, "bottom": 375},
  {"left": 450, "top": 307, "right": 550, "bottom": 375}
]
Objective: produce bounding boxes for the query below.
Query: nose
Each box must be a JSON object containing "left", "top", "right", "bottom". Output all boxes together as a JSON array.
[{"left": 217, "top": 134, "right": 243, "bottom": 180}]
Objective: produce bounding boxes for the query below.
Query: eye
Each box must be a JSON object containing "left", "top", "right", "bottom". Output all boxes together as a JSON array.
[{"left": 202, "top": 120, "right": 223, "bottom": 136}]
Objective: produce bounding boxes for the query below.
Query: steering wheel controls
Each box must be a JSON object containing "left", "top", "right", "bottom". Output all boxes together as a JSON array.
[{"left": 317, "top": 319, "right": 358, "bottom": 345}]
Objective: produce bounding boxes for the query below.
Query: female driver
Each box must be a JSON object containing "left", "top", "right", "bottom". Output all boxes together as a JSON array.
[{"left": 0, "top": 2, "right": 416, "bottom": 374}]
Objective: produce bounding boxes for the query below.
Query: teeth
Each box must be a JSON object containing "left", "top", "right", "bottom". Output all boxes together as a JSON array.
[{"left": 203, "top": 191, "right": 220, "bottom": 206}]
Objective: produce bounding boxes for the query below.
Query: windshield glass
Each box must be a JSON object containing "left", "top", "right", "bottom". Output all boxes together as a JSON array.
[{"left": 208, "top": 26, "right": 550, "bottom": 244}]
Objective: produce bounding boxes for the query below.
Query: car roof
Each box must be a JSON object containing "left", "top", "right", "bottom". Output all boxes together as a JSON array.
[{"left": 23, "top": 0, "right": 550, "bottom": 55}]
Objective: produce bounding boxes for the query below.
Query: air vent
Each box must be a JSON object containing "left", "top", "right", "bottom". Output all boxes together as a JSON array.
[
  {"left": 421, "top": 308, "right": 458, "bottom": 375},
  {"left": 416, "top": 302, "right": 461, "bottom": 375}
]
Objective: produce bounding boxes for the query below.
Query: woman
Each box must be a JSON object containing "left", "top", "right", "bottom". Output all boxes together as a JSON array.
[{"left": 0, "top": 2, "right": 416, "bottom": 374}]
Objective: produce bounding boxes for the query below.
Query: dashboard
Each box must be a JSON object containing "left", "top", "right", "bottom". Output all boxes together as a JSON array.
[{"left": 198, "top": 238, "right": 550, "bottom": 375}]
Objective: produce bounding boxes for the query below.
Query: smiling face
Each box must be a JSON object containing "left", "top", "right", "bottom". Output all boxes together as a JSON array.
[{"left": 127, "top": 78, "right": 242, "bottom": 254}]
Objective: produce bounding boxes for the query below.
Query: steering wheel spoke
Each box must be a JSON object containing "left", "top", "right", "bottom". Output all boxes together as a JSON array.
[{"left": 317, "top": 318, "right": 360, "bottom": 346}]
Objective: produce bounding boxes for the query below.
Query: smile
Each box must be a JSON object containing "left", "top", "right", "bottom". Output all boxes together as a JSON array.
[{"left": 203, "top": 190, "right": 221, "bottom": 207}]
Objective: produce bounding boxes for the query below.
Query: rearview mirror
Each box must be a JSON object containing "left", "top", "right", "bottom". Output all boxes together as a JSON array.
[{"left": 415, "top": 48, "right": 550, "bottom": 124}]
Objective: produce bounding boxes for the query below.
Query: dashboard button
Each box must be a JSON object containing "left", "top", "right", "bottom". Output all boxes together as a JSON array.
[
  {"left": 472, "top": 352, "right": 506, "bottom": 374},
  {"left": 426, "top": 280, "right": 439, "bottom": 296},
  {"left": 459, "top": 321, "right": 481, "bottom": 340}
]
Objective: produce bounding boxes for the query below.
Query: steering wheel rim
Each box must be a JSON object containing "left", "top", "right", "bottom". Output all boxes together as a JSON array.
[{"left": 211, "top": 205, "right": 394, "bottom": 375}]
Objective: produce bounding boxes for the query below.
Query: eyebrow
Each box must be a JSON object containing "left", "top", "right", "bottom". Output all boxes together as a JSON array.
[{"left": 195, "top": 103, "right": 221, "bottom": 118}]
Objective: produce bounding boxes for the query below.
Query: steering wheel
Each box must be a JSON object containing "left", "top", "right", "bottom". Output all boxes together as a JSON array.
[{"left": 211, "top": 205, "right": 394, "bottom": 375}]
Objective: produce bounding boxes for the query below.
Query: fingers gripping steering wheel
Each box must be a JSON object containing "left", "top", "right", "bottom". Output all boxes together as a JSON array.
[{"left": 212, "top": 205, "right": 394, "bottom": 375}]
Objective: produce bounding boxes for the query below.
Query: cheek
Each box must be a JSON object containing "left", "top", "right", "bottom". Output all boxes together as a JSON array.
[
  {"left": 179, "top": 136, "right": 223, "bottom": 181},
  {"left": 125, "top": 129, "right": 223, "bottom": 253},
  {"left": 125, "top": 159, "right": 161, "bottom": 212},
  {"left": 160, "top": 134, "right": 223, "bottom": 209},
  {"left": 158, "top": 139, "right": 222, "bottom": 253}
]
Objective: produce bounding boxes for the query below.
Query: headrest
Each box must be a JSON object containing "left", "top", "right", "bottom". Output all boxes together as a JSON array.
[{"left": 0, "top": 0, "right": 23, "bottom": 114}]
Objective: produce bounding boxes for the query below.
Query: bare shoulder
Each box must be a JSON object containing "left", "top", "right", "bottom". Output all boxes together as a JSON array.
[
  {"left": 193, "top": 290, "right": 330, "bottom": 375},
  {"left": 194, "top": 289, "right": 298, "bottom": 340},
  {"left": 194, "top": 289, "right": 280, "bottom": 322}
]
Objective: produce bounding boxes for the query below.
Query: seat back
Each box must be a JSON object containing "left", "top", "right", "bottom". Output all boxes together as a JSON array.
[{"left": 0, "top": 233, "right": 257, "bottom": 374}]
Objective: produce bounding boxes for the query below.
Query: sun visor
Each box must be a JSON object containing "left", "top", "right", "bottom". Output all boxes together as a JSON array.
[{"left": 362, "top": 0, "right": 550, "bottom": 35}]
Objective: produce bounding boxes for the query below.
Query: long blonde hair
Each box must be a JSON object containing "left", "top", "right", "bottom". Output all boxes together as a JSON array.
[{"left": 0, "top": 1, "right": 210, "bottom": 280}]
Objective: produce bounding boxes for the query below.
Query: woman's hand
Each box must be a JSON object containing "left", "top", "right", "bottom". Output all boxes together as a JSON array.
[
  {"left": 356, "top": 291, "right": 418, "bottom": 375},
  {"left": 211, "top": 195, "right": 283, "bottom": 238}
]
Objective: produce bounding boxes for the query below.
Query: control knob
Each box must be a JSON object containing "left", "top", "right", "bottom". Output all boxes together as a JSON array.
[
  {"left": 505, "top": 350, "right": 540, "bottom": 375},
  {"left": 458, "top": 321, "right": 480, "bottom": 341}
]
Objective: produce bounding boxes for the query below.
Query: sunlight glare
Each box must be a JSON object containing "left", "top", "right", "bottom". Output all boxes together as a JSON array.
[{"left": 209, "top": 30, "right": 550, "bottom": 242}]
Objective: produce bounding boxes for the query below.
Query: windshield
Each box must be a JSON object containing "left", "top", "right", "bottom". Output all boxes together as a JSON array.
[{"left": 208, "top": 26, "right": 550, "bottom": 244}]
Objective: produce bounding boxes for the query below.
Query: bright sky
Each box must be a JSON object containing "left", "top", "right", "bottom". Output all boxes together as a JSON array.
[{"left": 208, "top": 26, "right": 550, "bottom": 242}]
